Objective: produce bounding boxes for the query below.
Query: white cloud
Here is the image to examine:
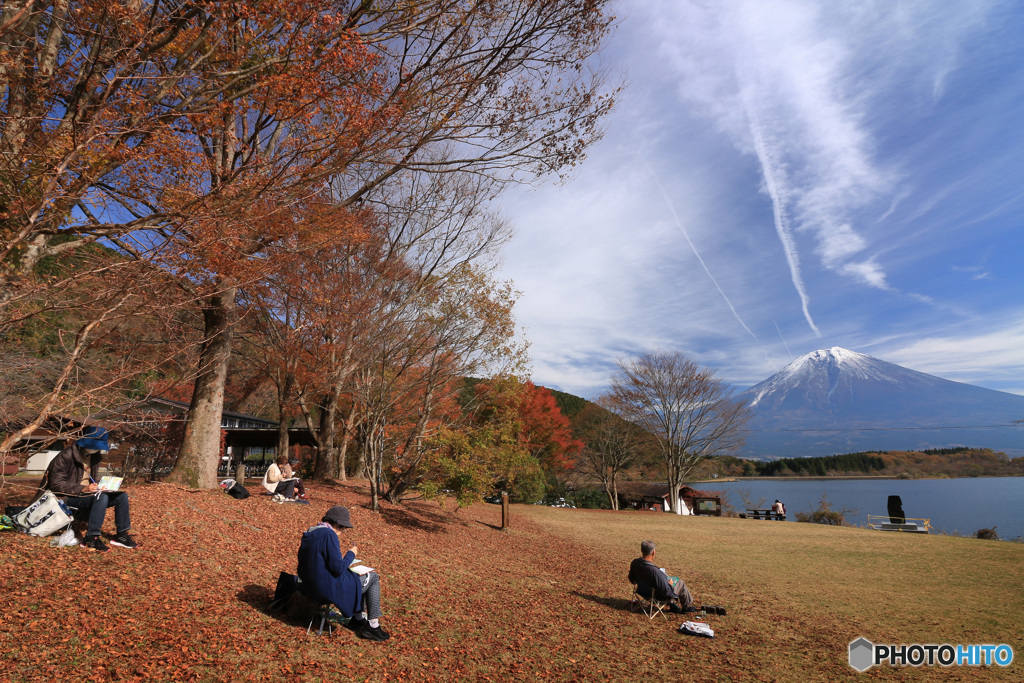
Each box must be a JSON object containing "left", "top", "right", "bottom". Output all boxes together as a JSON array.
[{"left": 879, "top": 318, "right": 1024, "bottom": 396}]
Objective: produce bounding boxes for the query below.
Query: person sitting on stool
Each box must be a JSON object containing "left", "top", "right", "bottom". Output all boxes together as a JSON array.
[
  {"left": 297, "top": 506, "right": 390, "bottom": 641},
  {"left": 42, "top": 426, "right": 136, "bottom": 552},
  {"left": 628, "top": 539, "right": 697, "bottom": 614}
]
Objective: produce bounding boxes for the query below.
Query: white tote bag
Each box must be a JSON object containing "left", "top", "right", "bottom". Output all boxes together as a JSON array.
[{"left": 14, "top": 491, "right": 74, "bottom": 537}]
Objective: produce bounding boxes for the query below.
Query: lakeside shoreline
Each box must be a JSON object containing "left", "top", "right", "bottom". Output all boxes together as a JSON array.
[{"left": 690, "top": 474, "right": 1023, "bottom": 483}]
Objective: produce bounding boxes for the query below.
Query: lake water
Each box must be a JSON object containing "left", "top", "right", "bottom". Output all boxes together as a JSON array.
[{"left": 704, "top": 477, "right": 1024, "bottom": 540}]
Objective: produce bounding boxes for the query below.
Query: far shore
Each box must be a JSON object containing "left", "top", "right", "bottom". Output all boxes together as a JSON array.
[{"left": 689, "top": 474, "right": 1024, "bottom": 483}]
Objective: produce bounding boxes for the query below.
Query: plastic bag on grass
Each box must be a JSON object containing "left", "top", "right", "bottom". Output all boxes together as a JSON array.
[{"left": 679, "top": 621, "right": 714, "bottom": 638}]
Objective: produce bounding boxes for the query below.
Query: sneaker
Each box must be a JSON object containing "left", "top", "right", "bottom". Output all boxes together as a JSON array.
[
  {"left": 357, "top": 622, "right": 391, "bottom": 642},
  {"left": 82, "top": 536, "right": 109, "bottom": 552},
  {"left": 110, "top": 533, "right": 138, "bottom": 549}
]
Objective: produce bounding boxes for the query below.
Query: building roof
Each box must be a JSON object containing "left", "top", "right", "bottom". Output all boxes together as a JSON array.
[{"left": 617, "top": 482, "right": 717, "bottom": 502}]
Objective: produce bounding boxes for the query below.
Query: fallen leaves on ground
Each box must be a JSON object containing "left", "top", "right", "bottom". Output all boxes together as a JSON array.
[{"left": 1, "top": 481, "right": 1003, "bottom": 682}]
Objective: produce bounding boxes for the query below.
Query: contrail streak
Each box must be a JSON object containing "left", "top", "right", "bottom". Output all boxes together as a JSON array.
[
  {"left": 746, "top": 112, "right": 822, "bottom": 337},
  {"left": 773, "top": 319, "right": 793, "bottom": 358},
  {"left": 647, "top": 166, "right": 758, "bottom": 341}
]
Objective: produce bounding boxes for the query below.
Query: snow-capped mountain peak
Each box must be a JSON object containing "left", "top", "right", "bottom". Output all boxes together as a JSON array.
[{"left": 737, "top": 348, "right": 1024, "bottom": 458}]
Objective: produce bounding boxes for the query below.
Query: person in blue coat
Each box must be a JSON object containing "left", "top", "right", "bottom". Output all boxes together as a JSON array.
[{"left": 297, "top": 505, "right": 390, "bottom": 641}]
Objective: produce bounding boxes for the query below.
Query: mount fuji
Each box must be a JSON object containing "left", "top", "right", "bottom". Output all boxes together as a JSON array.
[{"left": 736, "top": 347, "right": 1024, "bottom": 459}]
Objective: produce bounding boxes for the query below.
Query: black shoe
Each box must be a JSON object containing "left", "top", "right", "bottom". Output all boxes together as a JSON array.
[
  {"left": 357, "top": 622, "right": 391, "bottom": 642},
  {"left": 83, "top": 536, "right": 109, "bottom": 552},
  {"left": 667, "top": 603, "right": 684, "bottom": 614},
  {"left": 345, "top": 617, "right": 367, "bottom": 632},
  {"left": 110, "top": 533, "right": 137, "bottom": 549},
  {"left": 682, "top": 605, "right": 699, "bottom": 614}
]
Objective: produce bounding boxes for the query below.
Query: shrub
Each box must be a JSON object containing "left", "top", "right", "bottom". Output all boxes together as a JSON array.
[
  {"left": 794, "top": 494, "right": 855, "bottom": 526},
  {"left": 975, "top": 527, "right": 999, "bottom": 540}
]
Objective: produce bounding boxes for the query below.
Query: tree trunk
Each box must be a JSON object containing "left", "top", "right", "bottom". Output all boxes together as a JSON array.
[
  {"left": 276, "top": 418, "right": 290, "bottom": 461},
  {"left": 168, "top": 286, "right": 237, "bottom": 489},
  {"left": 275, "top": 375, "right": 293, "bottom": 460},
  {"left": 335, "top": 402, "right": 358, "bottom": 482},
  {"left": 666, "top": 457, "right": 681, "bottom": 514},
  {"left": 313, "top": 389, "right": 337, "bottom": 481}
]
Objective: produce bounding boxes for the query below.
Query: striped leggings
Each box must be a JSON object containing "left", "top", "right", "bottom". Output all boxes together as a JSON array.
[{"left": 360, "top": 571, "right": 382, "bottom": 619}]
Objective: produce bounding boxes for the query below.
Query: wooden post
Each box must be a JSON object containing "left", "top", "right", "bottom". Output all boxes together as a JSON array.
[
  {"left": 501, "top": 491, "right": 509, "bottom": 530},
  {"left": 235, "top": 462, "right": 246, "bottom": 484}
]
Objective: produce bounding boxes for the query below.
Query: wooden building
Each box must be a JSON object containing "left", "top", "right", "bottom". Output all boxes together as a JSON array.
[{"left": 616, "top": 482, "right": 722, "bottom": 516}]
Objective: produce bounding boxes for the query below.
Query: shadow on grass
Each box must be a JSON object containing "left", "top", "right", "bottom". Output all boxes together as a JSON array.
[
  {"left": 476, "top": 520, "right": 504, "bottom": 531},
  {"left": 572, "top": 590, "right": 635, "bottom": 613},
  {"left": 237, "top": 584, "right": 347, "bottom": 636},
  {"left": 379, "top": 506, "right": 446, "bottom": 533},
  {"left": 237, "top": 584, "right": 274, "bottom": 615}
]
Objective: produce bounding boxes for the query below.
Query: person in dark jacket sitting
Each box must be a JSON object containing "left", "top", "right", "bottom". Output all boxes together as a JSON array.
[
  {"left": 628, "top": 539, "right": 697, "bottom": 614},
  {"left": 42, "top": 426, "right": 136, "bottom": 552},
  {"left": 297, "top": 505, "right": 390, "bottom": 642}
]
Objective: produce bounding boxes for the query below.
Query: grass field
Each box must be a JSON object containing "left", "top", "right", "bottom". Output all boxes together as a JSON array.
[{"left": 1, "top": 480, "right": 1020, "bottom": 682}]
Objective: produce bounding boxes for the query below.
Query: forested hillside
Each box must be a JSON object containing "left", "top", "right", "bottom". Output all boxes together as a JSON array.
[{"left": 697, "top": 448, "right": 1024, "bottom": 479}]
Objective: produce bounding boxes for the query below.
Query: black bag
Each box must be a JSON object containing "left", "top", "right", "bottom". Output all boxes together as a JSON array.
[
  {"left": 227, "top": 482, "right": 250, "bottom": 500},
  {"left": 270, "top": 571, "right": 299, "bottom": 611}
]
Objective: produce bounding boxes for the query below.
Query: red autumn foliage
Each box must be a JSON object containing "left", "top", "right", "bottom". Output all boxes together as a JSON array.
[{"left": 511, "top": 382, "right": 583, "bottom": 473}]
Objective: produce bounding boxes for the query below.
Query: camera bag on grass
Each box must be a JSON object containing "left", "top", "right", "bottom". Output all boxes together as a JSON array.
[{"left": 13, "top": 491, "right": 74, "bottom": 537}]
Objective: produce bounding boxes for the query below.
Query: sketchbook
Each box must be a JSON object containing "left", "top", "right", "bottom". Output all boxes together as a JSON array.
[
  {"left": 98, "top": 476, "right": 123, "bottom": 491},
  {"left": 349, "top": 561, "right": 375, "bottom": 575}
]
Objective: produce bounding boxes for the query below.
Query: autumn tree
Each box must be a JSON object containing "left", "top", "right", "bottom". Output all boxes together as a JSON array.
[
  {"left": 0, "top": 242, "right": 200, "bottom": 460},
  {"left": 170, "top": 0, "right": 615, "bottom": 489},
  {"left": 505, "top": 381, "right": 581, "bottom": 474},
  {"left": 420, "top": 377, "right": 545, "bottom": 508},
  {"left": 352, "top": 262, "right": 526, "bottom": 511},
  {"left": 2, "top": 1, "right": 617, "bottom": 489},
  {"left": 610, "top": 351, "right": 751, "bottom": 514},
  {"left": 1, "top": 2, "right": 389, "bottom": 485}
]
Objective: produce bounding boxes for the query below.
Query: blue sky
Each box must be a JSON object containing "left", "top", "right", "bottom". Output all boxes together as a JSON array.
[{"left": 497, "top": 0, "right": 1024, "bottom": 399}]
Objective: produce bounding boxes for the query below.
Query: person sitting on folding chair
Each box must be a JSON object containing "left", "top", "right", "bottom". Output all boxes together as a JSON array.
[
  {"left": 42, "top": 426, "right": 136, "bottom": 552},
  {"left": 297, "top": 506, "right": 390, "bottom": 642},
  {"left": 628, "top": 540, "right": 697, "bottom": 615}
]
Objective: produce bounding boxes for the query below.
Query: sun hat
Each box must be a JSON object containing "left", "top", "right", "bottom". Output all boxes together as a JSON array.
[
  {"left": 323, "top": 506, "right": 354, "bottom": 528},
  {"left": 76, "top": 425, "right": 110, "bottom": 452}
]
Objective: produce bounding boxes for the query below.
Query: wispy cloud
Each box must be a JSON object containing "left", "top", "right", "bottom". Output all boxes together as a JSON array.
[
  {"left": 646, "top": 166, "right": 759, "bottom": 340},
  {"left": 879, "top": 317, "right": 1024, "bottom": 395},
  {"left": 646, "top": 0, "right": 995, "bottom": 332}
]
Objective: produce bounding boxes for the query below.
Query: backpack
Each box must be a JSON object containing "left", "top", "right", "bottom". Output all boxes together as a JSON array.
[
  {"left": 13, "top": 491, "right": 75, "bottom": 537},
  {"left": 226, "top": 482, "right": 251, "bottom": 500}
]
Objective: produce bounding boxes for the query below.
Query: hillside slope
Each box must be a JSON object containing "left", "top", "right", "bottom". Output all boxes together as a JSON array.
[{"left": 2, "top": 481, "right": 1021, "bottom": 681}]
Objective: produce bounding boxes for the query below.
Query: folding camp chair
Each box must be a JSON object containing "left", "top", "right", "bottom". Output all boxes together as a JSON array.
[
  {"left": 307, "top": 601, "right": 334, "bottom": 636},
  {"left": 629, "top": 582, "right": 670, "bottom": 621}
]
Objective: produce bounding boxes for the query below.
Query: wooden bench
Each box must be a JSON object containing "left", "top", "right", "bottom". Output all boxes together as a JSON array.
[{"left": 743, "top": 508, "right": 786, "bottom": 520}]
